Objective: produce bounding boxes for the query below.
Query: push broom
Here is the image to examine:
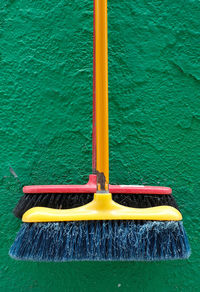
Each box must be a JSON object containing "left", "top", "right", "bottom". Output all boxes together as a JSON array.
[
  {"left": 9, "top": 0, "right": 190, "bottom": 261},
  {"left": 14, "top": 0, "right": 179, "bottom": 219}
]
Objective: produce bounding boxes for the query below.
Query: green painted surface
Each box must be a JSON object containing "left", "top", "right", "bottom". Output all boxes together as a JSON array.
[{"left": 0, "top": 0, "right": 200, "bottom": 291}]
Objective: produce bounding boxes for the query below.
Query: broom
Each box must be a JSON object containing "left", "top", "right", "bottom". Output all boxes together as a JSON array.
[
  {"left": 14, "top": 0, "right": 179, "bottom": 220},
  {"left": 9, "top": 0, "right": 190, "bottom": 261}
]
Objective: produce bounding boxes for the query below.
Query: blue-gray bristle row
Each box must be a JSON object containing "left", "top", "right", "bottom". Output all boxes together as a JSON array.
[{"left": 9, "top": 220, "right": 191, "bottom": 261}]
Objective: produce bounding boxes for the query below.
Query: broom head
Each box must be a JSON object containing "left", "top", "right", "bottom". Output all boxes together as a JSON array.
[{"left": 9, "top": 193, "right": 191, "bottom": 261}]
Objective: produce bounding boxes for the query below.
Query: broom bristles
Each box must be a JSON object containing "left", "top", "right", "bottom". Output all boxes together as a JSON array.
[
  {"left": 13, "top": 193, "right": 179, "bottom": 219},
  {"left": 9, "top": 220, "right": 190, "bottom": 261}
]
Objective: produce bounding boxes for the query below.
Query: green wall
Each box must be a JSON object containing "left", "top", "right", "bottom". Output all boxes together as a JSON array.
[{"left": 1, "top": 0, "right": 200, "bottom": 291}]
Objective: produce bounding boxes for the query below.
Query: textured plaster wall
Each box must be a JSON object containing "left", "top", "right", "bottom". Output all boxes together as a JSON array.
[{"left": 0, "top": 0, "right": 200, "bottom": 291}]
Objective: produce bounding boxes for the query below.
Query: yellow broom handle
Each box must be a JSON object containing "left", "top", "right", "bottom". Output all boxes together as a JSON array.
[{"left": 95, "top": 0, "right": 109, "bottom": 191}]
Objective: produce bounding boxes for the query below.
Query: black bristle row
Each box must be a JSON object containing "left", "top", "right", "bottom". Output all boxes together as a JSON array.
[{"left": 13, "top": 193, "right": 179, "bottom": 219}]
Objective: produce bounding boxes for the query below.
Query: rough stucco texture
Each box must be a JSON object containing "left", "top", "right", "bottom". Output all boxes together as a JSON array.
[{"left": 0, "top": 0, "right": 200, "bottom": 291}]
